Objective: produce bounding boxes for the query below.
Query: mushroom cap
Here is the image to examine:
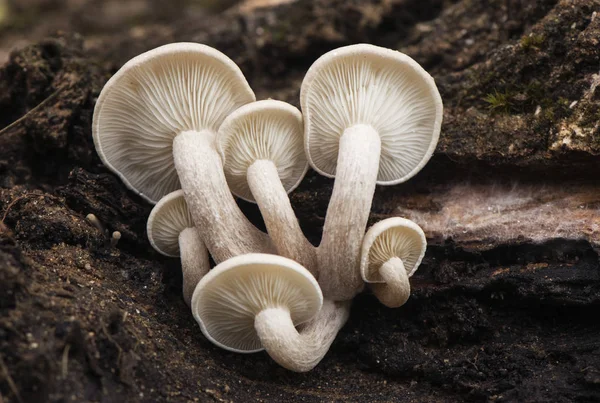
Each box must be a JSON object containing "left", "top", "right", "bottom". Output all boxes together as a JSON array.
[
  {"left": 300, "top": 44, "right": 443, "bottom": 185},
  {"left": 216, "top": 100, "right": 308, "bottom": 202},
  {"left": 191, "top": 253, "right": 322, "bottom": 353},
  {"left": 147, "top": 190, "right": 194, "bottom": 257},
  {"left": 93, "top": 42, "right": 256, "bottom": 204},
  {"left": 360, "top": 217, "right": 427, "bottom": 283}
]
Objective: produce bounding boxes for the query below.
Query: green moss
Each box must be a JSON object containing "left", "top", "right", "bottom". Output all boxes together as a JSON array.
[
  {"left": 540, "top": 97, "right": 572, "bottom": 121},
  {"left": 520, "top": 34, "right": 545, "bottom": 50},
  {"left": 544, "top": 107, "right": 555, "bottom": 121},
  {"left": 480, "top": 79, "right": 557, "bottom": 116},
  {"left": 557, "top": 97, "right": 571, "bottom": 107},
  {"left": 483, "top": 90, "right": 512, "bottom": 114}
]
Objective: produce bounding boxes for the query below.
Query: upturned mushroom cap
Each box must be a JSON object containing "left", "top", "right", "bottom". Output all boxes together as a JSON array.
[
  {"left": 147, "top": 190, "right": 194, "bottom": 257},
  {"left": 93, "top": 42, "right": 256, "bottom": 203},
  {"left": 300, "top": 43, "right": 443, "bottom": 185},
  {"left": 191, "top": 253, "right": 322, "bottom": 353},
  {"left": 216, "top": 100, "right": 308, "bottom": 202},
  {"left": 360, "top": 217, "right": 427, "bottom": 283}
]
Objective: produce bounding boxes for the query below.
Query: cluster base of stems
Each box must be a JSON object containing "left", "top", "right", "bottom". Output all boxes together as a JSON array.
[
  {"left": 254, "top": 300, "right": 350, "bottom": 372},
  {"left": 173, "top": 130, "right": 275, "bottom": 264}
]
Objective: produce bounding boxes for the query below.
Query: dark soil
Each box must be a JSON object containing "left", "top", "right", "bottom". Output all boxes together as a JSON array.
[{"left": 1, "top": 0, "right": 599, "bottom": 402}]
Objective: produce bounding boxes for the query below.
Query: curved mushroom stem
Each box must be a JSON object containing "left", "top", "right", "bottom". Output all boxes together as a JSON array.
[
  {"left": 254, "top": 299, "right": 350, "bottom": 372},
  {"left": 247, "top": 159, "right": 317, "bottom": 276},
  {"left": 173, "top": 130, "right": 275, "bottom": 263},
  {"left": 179, "top": 227, "right": 210, "bottom": 306},
  {"left": 370, "top": 257, "right": 411, "bottom": 308},
  {"left": 318, "top": 124, "right": 381, "bottom": 300}
]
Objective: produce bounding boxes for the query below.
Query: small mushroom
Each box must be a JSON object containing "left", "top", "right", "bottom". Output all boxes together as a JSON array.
[
  {"left": 148, "top": 190, "right": 209, "bottom": 306},
  {"left": 93, "top": 43, "right": 273, "bottom": 264},
  {"left": 86, "top": 213, "right": 104, "bottom": 233},
  {"left": 216, "top": 100, "right": 316, "bottom": 275},
  {"left": 191, "top": 253, "right": 349, "bottom": 372},
  {"left": 360, "top": 217, "right": 426, "bottom": 308},
  {"left": 110, "top": 231, "right": 121, "bottom": 247},
  {"left": 300, "top": 43, "right": 443, "bottom": 300}
]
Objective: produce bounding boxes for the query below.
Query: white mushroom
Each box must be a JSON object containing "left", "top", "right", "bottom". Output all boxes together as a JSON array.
[
  {"left": 191, "top": 253, "right": 349, "bottom": 372},
  {"left": 360, "top": 217, "right": 427, "bottom": 308},
  {"left": 93, "top": 43, "right": 274, "bottom": 264},
  {"left": 110, "top": 231, "right": 122, "bottom": 247},
  {"left": 217, "top": 100, "right": 316, "bottom": 275},
  {"left": 300, "top": 43, "right": 443, "bottom": 300},
  {"left": 148, "top": 190, "right": 210, "bottom": 306},
  {"left": 86, "top": 213, "right": 104, "bottom": 233}
]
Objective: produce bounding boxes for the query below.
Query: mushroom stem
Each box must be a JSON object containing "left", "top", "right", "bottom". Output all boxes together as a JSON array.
[
  {"left": 370, "top": 257, "right": 411, "bottom": 308},
  {"left": 254, "top": 299, "right": 350, "bottom": 372},
  {"left": 173, "top": 130, "right": 275, "bottom": 263},
  {"left": 318, "top": 124, "right": 381, "bottom": 300},
  {"left": 179, "top": 227, "right": 210, "bottom": 306},
  {"left": 247, "top": 159, "right": 317, "bottom": 276}
]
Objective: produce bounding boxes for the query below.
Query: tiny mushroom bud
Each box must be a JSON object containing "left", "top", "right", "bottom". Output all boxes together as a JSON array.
[
  {"left": 360, "top": 217, "right": 426, "bottom": 308},
  {"left": 86, "top": 213, "right": 104, "bottom": 233},
  {"left": 217, "top": 100, "right": 316, "bottom": 275},
  {"left": 300, "top": 43, "right": 442, "bottom": 300},
  {"left": 110, "top": 231, "right": 121, "bottom": 247},
  {"left": 93, "top": 43, "right": 274, "bottom": 264},
  {"left": 191, "top": 253, "right": 349, "bottom": 372},
  {"left": 148, "top": 190, "right": 209, "bottom": 306}
]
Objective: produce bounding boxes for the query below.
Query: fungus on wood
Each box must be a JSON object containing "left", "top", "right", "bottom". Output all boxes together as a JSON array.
[
  {"left": 191, "top": 253, "right": 349, "bottom": 372},
  {"left": 147, "top": 190, "right": 209, "bottom": 305},
  {"left": 217, "top": 99, "right": 316, "bottom": 275},
  {"left": 300, "top": 43, "right": 443, "bottom": 301},
  {"left": 361, "top": 217, "right": 427, "bottom": 308},
  {"left": 92, "top": 42, "right": 274, "bottom": 264}
]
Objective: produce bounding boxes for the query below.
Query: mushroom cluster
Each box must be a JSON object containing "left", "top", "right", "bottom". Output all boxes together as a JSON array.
[{"left": 92, "top": 42, "right": 442, "bottom": 372}]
